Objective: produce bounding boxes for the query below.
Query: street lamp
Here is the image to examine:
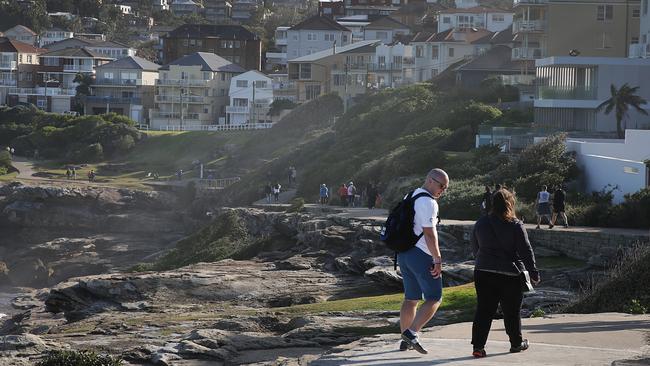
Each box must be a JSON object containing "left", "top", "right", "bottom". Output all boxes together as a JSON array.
[{"left": 104, "top": 95, "right": 110, "bottom": 114}]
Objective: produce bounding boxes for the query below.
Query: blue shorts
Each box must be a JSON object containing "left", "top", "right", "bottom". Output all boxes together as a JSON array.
[{"left": 397, "top": 247, "right": 443, "bottom": 301}]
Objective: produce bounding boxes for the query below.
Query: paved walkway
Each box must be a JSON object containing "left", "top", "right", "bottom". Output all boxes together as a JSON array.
[{"left": 311, "top": 313, "right": 650, "bottom": 365}]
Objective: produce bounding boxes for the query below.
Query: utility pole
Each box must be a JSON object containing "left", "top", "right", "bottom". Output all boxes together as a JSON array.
[{"left": 251, "top": 80, "right": 256, "bottom": 124}]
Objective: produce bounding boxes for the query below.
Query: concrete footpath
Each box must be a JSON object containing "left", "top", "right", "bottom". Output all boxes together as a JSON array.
[{"left": 311, "top": 313, "right": 650, "bottom": 365}]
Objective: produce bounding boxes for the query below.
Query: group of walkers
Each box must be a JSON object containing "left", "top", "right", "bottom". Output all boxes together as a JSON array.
[
  {"left": 392, "top": 168, "right": 539, "bottom": 359},
  {"left": 64, "top": 167, "right": 96, "bottom": 182},
  {"left": 482, "top": 184, "right": 569, "bottom": 229},
  {"left": 331, "top": 182, "right": 382, "bottom": 208},
  {"left": 264, "top": 182, "right": 282, "bottom": 203}
]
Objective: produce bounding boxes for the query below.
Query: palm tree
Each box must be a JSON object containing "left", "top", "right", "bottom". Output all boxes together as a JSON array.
[{"left": 596, "top": 83, "right": 648, "bottom": 139}]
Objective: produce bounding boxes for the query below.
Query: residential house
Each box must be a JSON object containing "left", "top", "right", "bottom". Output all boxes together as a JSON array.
[
  {"left": 113, "top": 4, "right": 133, "bottom": 14},
  {"left": 150, "top": 52, "right": 246, "bottom": 129},
  {"left": 391, "top": 2, "right": 444, "bottom": 29},
  {"left": 565, "top": 129, "right": 650, "bottom": 203},
  {"left": 438, "top": 7, "right": 513, "bottom": 33},
  {"left": 534, "top": 56, "right": 650, "bottom": 132},
  {"left": 84, "top": 56, "right": 160, "bottom": 124},
  {"left": 169, "top": 0, "right": 203, "bottom": 17},
  {"left": 8, "top": 47, "right": 113, "bottom": 113},
  {"left": 0, "top": 37, "right": 44, "bottom": 105},
  {"left": 337, "top": 15, "right": 371, "bottom": 42},
  {"left": 266, "top": 26, "right": 290, "bottom": 71},
  {"left": 2, "top": 25, "right": 38, "bottom": 46},
  {"left": 369, "top": 42, "right": 415, "bottom": 88},
  {"left": 513, "top": 0, "right": 640, "bottom": 61},
  {"left": 162, "top": 24, "right": 262, "bottom": 70},
  {"left": 44, "top": 38, "right": 136, "bottom": 59},
  {"left": 286, "top": 15, "right": 353, "bottom": 61},
  {"left": 411, "top": 28, "right": 493, "bottom": 82},
  {"left": 231, "top": 0, "right": 262, "bottom": 22},
  {"left": 631, "top": 0, "right": 650, "bottom": 57},
  {"left": 226, "top": 71, "right": 273, "bottom": 125},
  {"left": 269, "top": 72, "right": 297, "bottom": 101},
  {"left": 204, "top": 0, "right": 233, "bottom": 22},
  {"left": 319, "top": 0, "right": 346, "bottom": 18},
  {"left": 39, "top": 28, "right": 74, "bottom": 47},
  {"left": 153, "top": 0, "right": 170, "bottom": 11},
  {"left": 344, "top": 0, "right": 406, "bottom": 17},
  {"left": 452, "top": 0, "right": 480, "bottom": 8},
  {"left": 363, "top": 16, "right": 410, "bottom": 43},
  {"left": 288, "top": 40, "right": 380, "bottom": 105}
]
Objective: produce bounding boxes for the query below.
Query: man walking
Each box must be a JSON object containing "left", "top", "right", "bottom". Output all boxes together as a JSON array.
[
  {"left": 535, "top": 185, "right": 552, "bottom": 229},
  {"left": 550, "top": 185, "right": 568, "bottom": 228},
  {"left": 399, "top": 168, "right": 449, "bottom": 354}
]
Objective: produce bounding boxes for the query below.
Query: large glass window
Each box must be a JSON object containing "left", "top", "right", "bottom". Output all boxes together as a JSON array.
[
  {"left": 236, "top": 80, "right": 248, "bottom": 87},
  {"left": 300, "top": 64, "right": 311, "bottom": 79},
  {"left": 597, "top": 5, "right": 613, "bottom": 20}
]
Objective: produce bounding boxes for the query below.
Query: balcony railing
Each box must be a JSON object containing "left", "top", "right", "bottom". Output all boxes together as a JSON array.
[
  {"left": 513, "top": 20, "right": 545, "bottom": 33},
  {"left": 94, "top": 78, "right": 142, "bottom": 86},
  {"left": 512, "top": 47, "right": 545, "bottom": 60},
  {"left": 0, "top": 62, "right": 17, "bottom": 70},
  {"left": 85, "top": 96, "right": 142, "bottom": 104},
  {"left": 155, "top": 95, "right": 207, "bottom": 103},
  {"left": 266, "top": 52, "right": 287, "bottom": 61},
  {"left": 629, "top": 43, "right": 650, "bottom": 58},
  {"left": 226, "top": 105, "right": 250, "bottom": 114},
  {"left": 537, "top": 85, "right": 597, "bottom": 100},
  {"left": 63, "top": 65, "right": 94, "bottom": 72},
  {"left": 8, "top": 87, "right": 76, "bottom": 96},
  {"left": 275, "top": 38, "right": 288, "bottom": 46},
  {"left": 0, "top": 79, "right": 17, "bottom": 86},
  {"left": 514, "top": 0, "right": 548, "bottom": 5},
  {"left": 156, "top": 79, "right": 209, "bottom": 87},
  {"left": 150, "top": 112, "right": 202, "bottom": 119}
]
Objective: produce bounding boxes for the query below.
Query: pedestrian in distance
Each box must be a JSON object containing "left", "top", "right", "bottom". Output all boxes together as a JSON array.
[
  {"left": 397, "top": 168, "right": 449, "bottom": 354},
  {"left": 366, "top": 183, "right": 377, "bottom": 210},
  {"left": 338, "top": 183, "right": 348, "bottom": 207},
  {"left": 347, "top": 182, "right": 357, "bottom": 207},
  {"left": 535, "top": 185, "right": 552, "bottom": 229},
  {"left": 72, "top": 167, "right": 77, "bottom": 180},
  {"left": 319, "top": 184, "right": 329, "bottom": 205},
  {"left": 65, "top": 168, "right": 71, "bottom": 180},
  {"left": 481, "top": 185, "right": 492, "bottom": 216},
  {"left": 470, "top": 188, "right": 540, "bottom": 358},
  {"left": 265, "top": 183, "right": 273, "bottom": 204},
  {"left": 273, "top": 183, "right": 281, "bottom": 202},
  {"left": 550, "top": 185, "right": 569, "bottom": 228}
]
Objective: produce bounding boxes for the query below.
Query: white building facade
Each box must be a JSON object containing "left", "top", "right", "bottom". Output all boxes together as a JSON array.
[
  {"left": 286, "top": 16, "right": 352, "bottom": 61},
  {"left": 370, "top": 43, "right": 415, "bottom": 88},
  {"left": 437, "top": 7, "right": 513, "bottom": 33},
  {"left": 630, "top": 0, "right": 650, "bottom": 57},
  {"left": 534, "top": 56, "right": 650, "bottom": 132},
  {"left": 39, "top": 28, "right": 74, "bottom": 47},
  {"left": 226, "top": 71, "right": 273, "bottom": 125},
  {"left": 566, "top": 130, "right": 650, "bottom": 203}
]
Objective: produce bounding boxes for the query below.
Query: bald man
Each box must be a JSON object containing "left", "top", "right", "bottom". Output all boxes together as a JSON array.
[{"left": 399, "top": 168, "right": 449, "bottom": 354}]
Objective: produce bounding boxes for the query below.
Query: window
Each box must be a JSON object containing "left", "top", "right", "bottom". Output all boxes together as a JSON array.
[
  {"left": 597, "top": 5, "right": 613, "bottom": 20},
  {"left": 121, "top": 72, "right": 137, "bottom": 82},
  {"left": 190, "top": 39, "right": 196, "bottom": 46},
  {"left": 27, "top": 55, "right": 32, "bottom": 63},
  {"left": 643, "top": 34, "right": 648, "bottom": 43},
  {"left": 492, "top": 14, "right": 505, "bottom": 22},
  {"left": 448, "top": 47, "right": 454, "bottom": 57},
  {"left": 300, "top": 63, "right": 311, "bottom": 79},
  {"left": 18, "top": 54, "right": 22, "bottom": 63},
  {"left": 105, "top": 72, "right": 114, "bottom": 79},
  {"left": 377, "top": 55, "right": 386, "bottom": 66},
  {"left": 393, "top": 56, "right": 402, "bottom": 66},
  {"left": 307, "top": 33, "right": 317, "bottom": 41},
  {"left": 632, "top": 37, "right": 639, "bottom": 44},
  {"left": 431, "top": 69, "right": 438, "bottom": 77},
  {"left": 203, "top": 72, "right": 212, "bottom": 80},
  {"left": 183, "top": 39, "right": 188, "bottom": 46},
  {"left": 416, "top": 45, "right": 423, "bottom": 57},
  {"left": 342, "top": 35, "right": 348, "bottom": 43},
  {"left": 221, "top": 73, "right": 226, "bottom": 81},
  {"left": 197, "top": 40, "right": 203, "bottom": 46},
  {"left": 234, "top": 41, "right": 240, "bottom": 48},
  {"left": 431, "top": 45, "right": 439, "bottom": 59},
  {"left": 443, "top": 17, "right": 451, "bottom": 24},
  {"left": 632, "top": 8, "right": 640, "bottom": 17},
  {"left": 376, "top": 31, "right": 388, "bottom": 41},
  {"left": 236, "top": 80, "right": 248, "bottom": 87},
  {"left": 305, "top": 84, "right": 321, "bottom": 100},
  {"left": 324, "top": 33, "right": 335, "bottom": 41},
  {"left": 254, "top": 80, "right": 267, "bottom": 88}
]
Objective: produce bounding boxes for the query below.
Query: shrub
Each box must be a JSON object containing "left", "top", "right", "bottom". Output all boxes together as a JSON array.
[
  {"left": 286, "top": 197, "right": 305, "bottom": 213},
  {"left": 37, "top": 350, "right": 122, "bottom": 366},
  {"left": 625, "top": 299, "right": 647, "bottom": 314},
  {"left": 530, "top": 308, "right": 546, "bottom": 318},
  {"left": 0, "top": 150, "right": 11, "bottom": 172},
  {"left": 437, "top": 178, "right": 485, "bottom": 220}
]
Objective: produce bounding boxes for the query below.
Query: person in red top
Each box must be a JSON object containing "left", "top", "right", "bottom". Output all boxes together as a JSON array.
[{"left": 337, "top": 183, "right": 348, "bottom": 207}]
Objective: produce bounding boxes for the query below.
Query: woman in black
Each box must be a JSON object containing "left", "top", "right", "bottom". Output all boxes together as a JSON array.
[{"left": 470, "top": 189, "right": 540, "bottom": 358}]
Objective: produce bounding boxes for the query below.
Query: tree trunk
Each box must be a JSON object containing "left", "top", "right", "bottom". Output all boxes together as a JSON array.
[{"left": 616, "top": 117, "right": 624, "bottom": 139}]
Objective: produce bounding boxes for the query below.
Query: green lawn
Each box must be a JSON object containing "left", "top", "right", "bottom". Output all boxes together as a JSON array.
[{"left": 275, "top": 283, "right": 476, "bottom": 315}]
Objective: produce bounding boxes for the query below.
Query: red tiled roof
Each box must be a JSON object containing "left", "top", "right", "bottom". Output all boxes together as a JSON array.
[{"left": 0, "top": 37, "right": 46, "bottom": 53}]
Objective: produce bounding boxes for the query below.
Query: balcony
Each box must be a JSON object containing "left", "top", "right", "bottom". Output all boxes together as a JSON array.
[
  {"left": 629, "top": 43, "right": 650, "bottom": 58},
  {"left": 537, "top": 85, "right": 597, "bottom": 100},
  {"left": 513, "top": 0, "right": 548, "bottom": 5},
  {"left": 85, "top": 96, "right": 142, "bottom": 104},
  {"left": 155, "top": 95, "right": 208, "bottom": 103},
  {"left": 226, "top": 105, "right": 250, "bottom": 114},
  {"left": 513, "top": 19, "right": 545, "bottom": 33},
  {"left": 512, "top": 47, "right": 545, "bottom": 60},
  {"left": 0, "top": 79, "right": 17, "bottom": 86},
  {"left": 150, "top": 112, "right": 202, "bottom": 119},
  {"left": 275, "top": 38, "right": 288, "bottom": 46},
  {"left": 63, "top": 64, "right": 94, "bottom": 73},
  {"left": 368, "top": 63, "right": 405, "bottom": 71},
  {"left": 94, "top": 78, "right": 142, "bottom": 86},
  {"left": 0, "top": 61, "right": 17, "bottom": 70},
  {"left": 156, "top": 79, "right": 209, "bottom": 87},
  {"left": 8, "top": 87, "right": 76, "bottom": 96},
  {"left": 266, "top": 52, "right": 287, "bottom": 61}
]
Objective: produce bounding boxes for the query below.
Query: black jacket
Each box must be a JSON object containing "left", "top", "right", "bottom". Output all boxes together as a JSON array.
[{"left": 471, "top": 215, "right": 539, "bottom": 281}]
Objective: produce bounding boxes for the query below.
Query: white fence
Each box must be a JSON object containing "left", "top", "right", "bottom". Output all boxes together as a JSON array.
[
  {"left": 197, "top": 177, "right": 241, "bottom": 190},
  {"left": 145, "top": 123, "right": 274, "bottom": 132}
]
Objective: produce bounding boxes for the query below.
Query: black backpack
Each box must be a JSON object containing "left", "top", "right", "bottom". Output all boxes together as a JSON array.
[{"left": 380, "top": 190, "right": 433, "bottom": 268}]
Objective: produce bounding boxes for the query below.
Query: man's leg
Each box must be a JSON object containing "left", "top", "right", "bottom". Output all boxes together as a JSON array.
[
  {"left": 410, "top": 299, "right": 441, "bottom": 332},
  {"left": 400, "top": 300, "right": 419, "bottom": 333}
]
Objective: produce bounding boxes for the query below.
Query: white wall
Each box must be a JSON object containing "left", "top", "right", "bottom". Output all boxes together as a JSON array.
[
  {"left": 228, "top": 71, "right": 273, "bottom": 125},
  {"left": 286, "top": 29, "right": 351, "bottom": 60}
]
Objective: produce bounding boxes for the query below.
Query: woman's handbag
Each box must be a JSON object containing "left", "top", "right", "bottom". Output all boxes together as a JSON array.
[{"left": 520, "top": 269, "right": 535, "bottom": 293}]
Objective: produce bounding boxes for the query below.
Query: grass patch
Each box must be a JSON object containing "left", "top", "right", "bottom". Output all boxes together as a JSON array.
[
  {"left": 275, "top": 283, "right": 476, "bottom": 315},
  {"left": 536, "top": 256, "right": 587, "bottom": 269}
]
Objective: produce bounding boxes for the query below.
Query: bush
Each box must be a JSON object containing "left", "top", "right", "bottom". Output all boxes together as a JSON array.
[
  {"left": 286, "top": 197, "right": 305, "bottom": 213},
  {"left": 437, "top": 178, "right": 485, "bottom": 219},
  {"left": 37, "top": 350, "right": 122, "bottom": 366}
]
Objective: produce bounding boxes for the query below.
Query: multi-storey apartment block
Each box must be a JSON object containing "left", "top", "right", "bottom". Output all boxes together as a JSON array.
[
  {"left": 204, "top": 0, "right": 233, "bottom": 22},
  {"left": 437, "top": 7, "right": 513, "bottom": 33},
  {"left": 286, "top": 15, "right": 353, "bottom": 61},
  {"left": 169, "top": 0, "right": 203, "bottom": 17},
  {"left": 363, "top": 16, "right": 411, "bottom": 44},
  {"left": 0, "top": 37, "right": 44, "bottom": 106},
  {"left": 150, "top": 52, "right": 246, "bottom": 129},
  {"left": 162, "top": 24, "right": 262, "bottom": 70},
  {"left": 369, "top": 42, "right": 415, "bottom": 88},
  {"left": 266, "top": 27, "right": 290, "bottom": 71},
  {"left": 84, "top": 56, "right": 160, "bottom": 125},
  {"left": 226, "top": 71, "right": 274, "bottom": 125}
]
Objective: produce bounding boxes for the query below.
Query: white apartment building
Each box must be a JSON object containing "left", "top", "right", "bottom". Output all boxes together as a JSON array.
[
  {"left": 370, "top": 42, "right": 415, "bottom": 88},
  {"left": 630, "top": 0, "right": 650, "bottom": 57},
  {"left": 150, "top": 52, "right": 245, "bottom": 129},
  {"left": 266, "top": 26, "right": 290, "bottom": 70},
  {"left": 39, "top": 28, "right": 74, "bottom": 47},
  {"left": 286, "top": 15, "right": 352, "bottom": 61},
  {"left": 437, "top": 7, "right": 513, "bottom": 33},
  {"left": 411, "top": 28, "right": 493, "bottom": 82},
  {"left": 226, "top": 71, "right": 273, "bottom": 125},
  {"left": 534, "top": 56, "right": 650, "bottom": 132},
  {"left": 566, "top": 130, "right": 650, "bottom": 203}
]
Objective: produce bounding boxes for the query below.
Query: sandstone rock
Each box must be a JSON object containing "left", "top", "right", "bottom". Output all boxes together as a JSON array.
[
  {"left": 442, "top": 261, "right": 475, "bottom": 286},
  {"left": 364, "top": 267, "right": 403, "bottom": 290}
]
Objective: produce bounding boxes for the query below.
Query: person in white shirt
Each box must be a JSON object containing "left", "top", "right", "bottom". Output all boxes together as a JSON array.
[
  {"left": 535, "top": 185, "right": 552, "bottom": 229},
  {"left": 398, "top": 168, "right": 449, "bottom": 354}
]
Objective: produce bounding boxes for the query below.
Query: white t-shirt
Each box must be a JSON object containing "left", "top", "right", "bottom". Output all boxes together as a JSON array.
[
  {"left": 409, "top": 188, "right": 438, "bottom": 256},
  {"left": 347, "top": 185, "right": 355, "bottom": 195},
  {"left": 538, "top": 190, "right": 550, "bottom": 203}
]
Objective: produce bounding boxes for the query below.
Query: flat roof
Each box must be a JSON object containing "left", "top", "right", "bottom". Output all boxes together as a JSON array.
[{"left": 536, "top": 56, "right": 650, "bottom": 67}]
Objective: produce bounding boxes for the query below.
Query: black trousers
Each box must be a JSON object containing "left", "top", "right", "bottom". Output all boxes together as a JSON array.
[{"left": 471, "top": 270, "right": 523, "bottom": 349}]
